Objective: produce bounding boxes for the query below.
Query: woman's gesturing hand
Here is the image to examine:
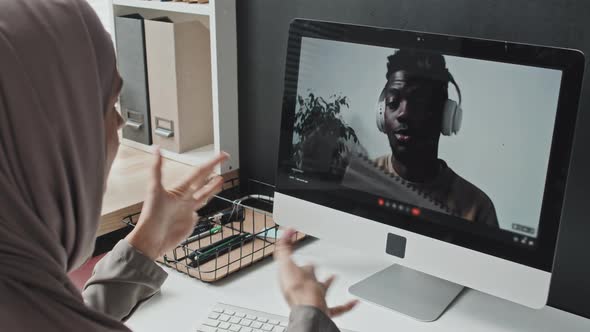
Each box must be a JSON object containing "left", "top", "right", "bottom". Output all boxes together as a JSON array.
[
  {"left": 274, "top": 229, "right": 359, "bottom": 318},
  {"left": 126, "top": 148, "right": 229, "bottom": 260}
]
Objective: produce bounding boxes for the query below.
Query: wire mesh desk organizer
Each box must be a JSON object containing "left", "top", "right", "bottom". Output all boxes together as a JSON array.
[{"left": 122, "top": 179, "right": 305, "bottom": 282}]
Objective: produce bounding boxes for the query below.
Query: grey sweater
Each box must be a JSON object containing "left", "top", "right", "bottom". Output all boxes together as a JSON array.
[{"left": 83, "top": 240, "right": 340, "bottom": 331}]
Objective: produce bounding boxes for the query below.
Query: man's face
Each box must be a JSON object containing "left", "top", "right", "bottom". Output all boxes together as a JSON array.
[{"left": 383, "top": 70, "right": 443, "bottom": 158}]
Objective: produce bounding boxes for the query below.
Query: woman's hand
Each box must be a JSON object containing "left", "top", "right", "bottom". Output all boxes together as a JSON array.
[
  {"left": 126, "top": 148, "right": 229, "bottom": 260},
  {"left": 274, "top": 229, "right": 359, "bottom": 317}
]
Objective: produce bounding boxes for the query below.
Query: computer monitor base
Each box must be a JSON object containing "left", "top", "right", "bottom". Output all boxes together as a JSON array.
[{"left": 349, "top": 264, "right": 464, "bottom": 322}]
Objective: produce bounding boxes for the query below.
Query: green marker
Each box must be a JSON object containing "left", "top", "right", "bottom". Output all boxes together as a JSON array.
[
  {"left": 188, "top": 233, "right": 255, "bottom": 267},
  {"left": 181, "top": 225, "right": 223, "bottom": 246}
]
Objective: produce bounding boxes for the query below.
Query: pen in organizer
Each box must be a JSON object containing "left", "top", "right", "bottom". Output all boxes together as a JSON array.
[
  {"left": 186, "top": 221, "right": 215, "bottom": 238},
  {"left": 188, "top": 233, "right": 255, "bottom": 267},
  {"left": 180, "top": 225, "right": 222, "bottom": 246},
  {"left": 165, "top": 232, "right": 243, "bottom": 264},
  {"left": 162, "top": 224, "right": 218, "bottom": 263},
  {"left": 183, "top": 206, "right": 243, "bottom": 240},
  {"left": 180, "top": 206, "right": 245, "bottom": 245},
  {"left": 163, "top": 207, "right": 246, "bottom": 263}
]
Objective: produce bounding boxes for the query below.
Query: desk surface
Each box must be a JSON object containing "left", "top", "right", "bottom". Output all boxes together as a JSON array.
[{"left": 125, "top": 238, "right": 590, "bottom": 332}]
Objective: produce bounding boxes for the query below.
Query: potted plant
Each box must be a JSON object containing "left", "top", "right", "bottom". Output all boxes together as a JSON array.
[{"left": 292, "top": 92, "right": 365, "bottom": 176}]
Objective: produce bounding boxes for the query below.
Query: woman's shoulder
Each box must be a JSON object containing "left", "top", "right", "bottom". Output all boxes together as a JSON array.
[{"left": 0, "top": 279, "right": 130, "bottom": 332}]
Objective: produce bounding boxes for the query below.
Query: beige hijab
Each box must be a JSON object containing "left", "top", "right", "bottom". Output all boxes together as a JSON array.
[{"left": 0, "top": 0, "right": 129, "bottom": 330}]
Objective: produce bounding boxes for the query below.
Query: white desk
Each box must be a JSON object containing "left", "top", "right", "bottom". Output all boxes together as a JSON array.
[{"left": 126, "top": 239, "right": 590, "bottom": 332}]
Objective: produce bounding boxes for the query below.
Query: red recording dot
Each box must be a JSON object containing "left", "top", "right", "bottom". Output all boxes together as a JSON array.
[
  {"left": 378, "top": 198, "right": 385, "bottom": 206},
  {"left": 411, "top": 207, "right": 421, "bottom": 216}
]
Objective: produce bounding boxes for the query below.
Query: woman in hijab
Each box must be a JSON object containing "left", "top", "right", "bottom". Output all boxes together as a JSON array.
[{"left": 0, "top": 0, "right": 357, "bottom": 331}]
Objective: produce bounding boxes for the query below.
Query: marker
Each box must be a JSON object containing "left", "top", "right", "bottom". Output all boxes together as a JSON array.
[
  {"left": 180, "top": 225, "right": 223, "bottom": 246},
  {"left": 188, "top": 233, "right": 255, "bottom": 267}
]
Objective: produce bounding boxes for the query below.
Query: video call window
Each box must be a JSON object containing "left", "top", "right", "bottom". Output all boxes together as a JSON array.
[{"left": 290, "top": 37, "right": 563, "bottom": 240}]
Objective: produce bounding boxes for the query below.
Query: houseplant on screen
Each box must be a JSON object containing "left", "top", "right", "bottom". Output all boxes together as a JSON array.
[{"left": 292, "top": 92, "right": 365, "bottom": 177}]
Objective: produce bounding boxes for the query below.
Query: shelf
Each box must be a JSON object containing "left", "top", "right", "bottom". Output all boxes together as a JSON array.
[
  {"left": 121, "top": 138, "right": 217, "bottom": 167},
  {"left": 113, "top": 0, "right": 210, "bottom": 16},
  {"left": 110, "top": 0, "right": 239, "bottom": 175}
]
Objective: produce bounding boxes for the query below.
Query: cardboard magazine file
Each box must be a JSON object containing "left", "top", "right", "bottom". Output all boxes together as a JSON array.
[
  {"left": 145, "top": 17, "right": 213, "bottom": 153},
  {"left": 115, "top": 14, "right": 152, "bottom": 146}
]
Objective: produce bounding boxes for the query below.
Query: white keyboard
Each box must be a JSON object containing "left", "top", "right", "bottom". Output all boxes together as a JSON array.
[{"left": 197, "top": 303, "right": 357, "bottom": 332}]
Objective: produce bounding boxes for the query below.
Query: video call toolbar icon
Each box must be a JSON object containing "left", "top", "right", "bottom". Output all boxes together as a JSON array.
[
  {"left": 378, "top": 198, "right": 422, "bottom": 217},
  {"left": 513, "top": 235, "right": 535, "bottom": 247}
]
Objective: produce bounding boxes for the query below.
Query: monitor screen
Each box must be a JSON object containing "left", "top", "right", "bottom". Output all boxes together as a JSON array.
[
  {"left": 292, "top": 37, "right": 562, "bottom": 244},
  {"left": 276, "top": 20, "right": 584, "bottom": 270}
]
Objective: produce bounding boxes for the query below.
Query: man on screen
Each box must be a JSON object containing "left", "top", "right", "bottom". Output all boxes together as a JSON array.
[{"left": 373, "top": 49, "right": 498, "bottom": 227}]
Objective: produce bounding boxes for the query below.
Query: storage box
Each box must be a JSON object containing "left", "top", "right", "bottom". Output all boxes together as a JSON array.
[
  {"left": 115, "top": 14, "right": 152, "bottom": 146},
  {"left": 145, "top": 17, "right": 213, "bottom": 154}
]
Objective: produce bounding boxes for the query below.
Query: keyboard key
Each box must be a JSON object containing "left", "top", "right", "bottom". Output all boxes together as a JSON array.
[
  {"left": 246, "top": 315, "right": 257, "bottom": 320},
  {"left": 240, "top": 319, "right": 252, "bottom": 327},
  {"left": 241, "top": 328, "right": 253, "bottom": 332},
  {"left": 219, "top": 322, "right": 231, "bottom": 329},
  {"left": 236, "top": 312, "right": 247, "bottom": 318},
  {"left": 251, "top": 322, "right": 263, "bottom": 329},
  {"left": 213, "top": 308, "right": 224, "bottom": 313},
  {"left": 204, "top": 319, "right": 220, "bottom": 327},
  {"left": 262, "top": 324, "right": 274, "bottom": 331},
  {"left": 219, "top": 315, "right": 231, "bottom": 322},
  {"left": 273, "top": 327, "right": 285, "bottom": 332},
  {"left": 225, "top": 310, "right": 236, "bottom": 316},
  {"left": 197, "top": 326, "right": 217, "bottom": 332},
  {"left": 279, "top": 321, "right": 287, "bottom": 327},
  {"left": 229, "top": 324, "right": 241, "bottom": 331},
  {"left": 256, "top": 318, "right": 268, "bottom": 323},
  {"left": 229, "top": 317, "right": 241, "bottom": 324},
  {"left": 208, "top": 313, "right": 220, "bottom": 320}
]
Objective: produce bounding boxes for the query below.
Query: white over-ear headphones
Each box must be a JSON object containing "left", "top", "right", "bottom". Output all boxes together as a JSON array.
[{"left": 376, "top": 73, "right": 463, "bottom": 136}]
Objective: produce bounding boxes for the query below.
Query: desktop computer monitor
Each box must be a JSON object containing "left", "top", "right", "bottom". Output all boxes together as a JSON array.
[{"left": 274, "top": 19, "right": 585, "bottom": 321}]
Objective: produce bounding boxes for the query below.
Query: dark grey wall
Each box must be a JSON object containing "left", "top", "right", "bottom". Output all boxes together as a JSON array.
[{"left": 236, "top": 0, "right": 590, "bottom": 318}]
